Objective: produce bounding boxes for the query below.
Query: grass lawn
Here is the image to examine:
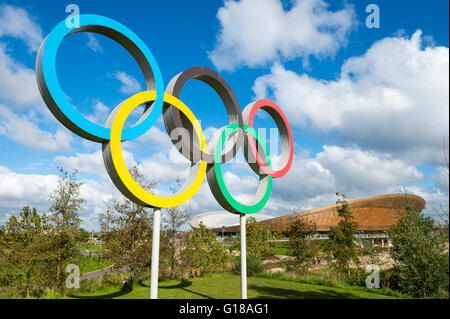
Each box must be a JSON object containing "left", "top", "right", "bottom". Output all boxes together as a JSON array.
[
  {"left": 67, "top": 273, "right": 400, "bottom": 299},
  {"left": 77, "top": 255, "right": 113, "bottom": 274},
  {"left": 76, "top": 244, "right": 103, "bottom": 251},
  {"left": 274, "top": 246, "right": 290, "bottom": 256}
]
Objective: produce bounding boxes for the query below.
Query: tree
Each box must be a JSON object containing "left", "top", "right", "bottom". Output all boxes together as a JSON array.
[
  {"left": 99, "top": 165, "right": 156, "bottom": 281},
  {"left": 162, "top": 206, "right": 190, "bottom": 279},
  {"left": 3, "top": 207, "right": 47, "bottom": 291},
  {"left": 181, "top": 222, "right": 228, "bottom": 277},
  {"left": 235, "top": 217, "right": 275, "bottom": 260},
  {"left": 390, "top": 194, "right": 449, "bottom": 298},
  {"left": 1, "top": 168, "right": 86, "bottom": 296},
  {"left": 159, "top": 179, "right": 191, "bottom": 279},
  {"left": 327, "top": 193, "right": 359, "bottom": 274},
  {"left": 273, "top": 230, "right": 283, "bottom": 240},
  {"left": 286, "top": 217, "right": 318, "bottom": 270},
  {"left": 48, "top": 167, "right": 85, "bottom": 289},
  {"left": 49, "top": 167, "right": 85, "bottom": 231},
  {"left": 432, "top": 140, "right": 449, "bottom": 236},
  {"left": 1, "top": 207, "right": 66, "bottom": 295}
]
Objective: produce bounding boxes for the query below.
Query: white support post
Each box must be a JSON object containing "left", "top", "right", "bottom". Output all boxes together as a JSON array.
[
  {"left": 240, "top": 213, "right": 247, "bottom": 299},
  {"left": 150, "top": 208, "right": 161, "bottom": 299}
]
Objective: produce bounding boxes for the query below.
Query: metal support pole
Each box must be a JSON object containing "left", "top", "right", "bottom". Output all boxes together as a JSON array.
[
  {"left": 150, "top": 208, "right": 161, "bottom": 299},
  {"left": 240, "top": 213, "right": 247, "bottom": 299}
]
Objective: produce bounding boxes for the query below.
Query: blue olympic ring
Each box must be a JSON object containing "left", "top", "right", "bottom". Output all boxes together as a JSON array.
[{"left": 37, "top": 14, "right": 164, "bottom": 142}]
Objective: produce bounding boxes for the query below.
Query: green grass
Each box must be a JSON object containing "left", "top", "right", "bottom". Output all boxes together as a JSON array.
[
  {"left": 274, "top": 246, "right": 290, "bottom": 256},
  {"left": 66, "top": 273, "right": 401, "bottom": 299},
  {"left": 76, "top": 244, "right": 102, "bottom": 251},
  {"left": 77, "top": 256, "right": 113, "bottom": 274},
  {"left": 255, "top": 271, "right": 409, "bottom": 299},
  {"left": 0, "top": 255, "right": 112, "bottom": 276}
]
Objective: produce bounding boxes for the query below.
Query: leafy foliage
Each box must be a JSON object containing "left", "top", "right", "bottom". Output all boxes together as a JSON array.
[
  {"left": 286, "top": 217, "right": 318, "bottom": 270},
  {"left": 232, "top": 216, "right": 275, "bottom": 261},
  {"left": 49, "top": 167, "right": 85, "bottom": 230},
  {"left": 390, "top": 195, "right": 449, "bottom": 298},
  {"left": 326, "top": 193, "right": 359, "bottom": 274},
  {"left": 232, "top": 254, "right": 264, "bottom": 276},
  {"left": 2, "top": 207, "right": 76, "bottom": 296},
  {"left": 0, "top": 168, "right": 85, "bottom": 297},
  {"left": 181, "top": 222, "right": 228, "bottom": 278},
  {"left": 161, "top": 180, "right": 191, "bottom": 279},
  {"left": 99, "top": 166, "right": 156, "bottom": 281}
]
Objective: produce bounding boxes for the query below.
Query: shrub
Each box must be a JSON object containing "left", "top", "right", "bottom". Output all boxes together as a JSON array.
[
  {"left": 285, "top": 217, "right": 318, "bottom": 271},
  {"left": 232, "top": 217, "right": 275, "bottom": 260},
  {"left": 390, "top": 197, "right": 449, "bottom": 298},
  {"left": 181, "top": 222, "right": 228, "bottom": 278},
  {"left": 233, "top": 255, "right": 264, "bottom": 277}
]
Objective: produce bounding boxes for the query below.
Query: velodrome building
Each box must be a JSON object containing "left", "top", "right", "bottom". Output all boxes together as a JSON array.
[{"left": 189, "top": 194, "right": 426, "bottom": 246}]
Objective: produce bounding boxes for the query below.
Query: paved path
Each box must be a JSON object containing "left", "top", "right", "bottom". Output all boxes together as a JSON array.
[{"left": 81, "top": 264, "right": 115, "bottom": 280}]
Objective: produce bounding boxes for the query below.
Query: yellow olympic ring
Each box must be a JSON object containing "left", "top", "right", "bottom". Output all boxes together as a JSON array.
[{"left": 106, "top": 91, "right": 207, "bottom": 208}]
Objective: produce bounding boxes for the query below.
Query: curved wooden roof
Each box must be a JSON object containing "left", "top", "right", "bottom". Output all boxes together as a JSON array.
[{"left": 211, "top": 194, "right": 426, "bottom": 233}]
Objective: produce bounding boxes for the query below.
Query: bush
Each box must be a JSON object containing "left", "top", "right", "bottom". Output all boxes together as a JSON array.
[
  {"left": 233, "top": 255, "right": 264, "bottom": 277},
  {"left": 232, "top": 217, "right": 275, "bottom": 260},
  {"left": 390, "top": 199, "right": 449, "bottom": 298},
  {"left": 347, "top": 268, "right": 367, "bottom": 286},
  {"left": 181, "top": 223, "right": 228, "bottom": 278},
  {"left": 286, "top": 217, "right": 318, "bottom": 269}
]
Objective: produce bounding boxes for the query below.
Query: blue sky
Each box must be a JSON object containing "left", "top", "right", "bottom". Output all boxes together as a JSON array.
[{"left": 0, "top": 0, "right": 448, "bottom": 230}]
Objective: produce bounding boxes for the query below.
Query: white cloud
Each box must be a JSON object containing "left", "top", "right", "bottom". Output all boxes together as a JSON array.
[
  {"left": 253, "top": 31, "right": 449, "bottom": 164},
  {"left": 431, "top": 165, "right": 449, "bottom": 194},
  {"left": 87, "top": 33, "right": 103, "bottom": 53},
  {"left": 0, "top": 44, "right": 41, "bottom": 109},
  {"left": 404, "top": 185, "right": 449, "bottom": 222},
  {"left": 54, "top": 147, "right": 193, "bottom": 192},
  {"left": 0, "top": 4, "right": 43, "bottom": 52},
  {"left": 209, "top": 0, "right": 355, "bottom": 70},
  {"left": 0, "top": 144, "right": 438, "bottom": 230},
  {"left": 113, "top": 71, "right": 142, "bottom": 95},
  {"left": 0, "top": 165, "right": 57, "bottom": 211},
  {"left": 190, "top": 211, "right": 275, "bottom": 228},
  {"left": 269, "top": 146, "right": 423, "bottom": 212},
  {"left": 140, "top": 151, "right": 191, "bottom": 186},
  {"left": 315, "top": 146, "right": 423, "bottom": 193},
  {"left": 271, "top": 152, "right": 335, "bottom": 201},
  {"left": 0, "top": 166, "right": 116, "bottom": 231},
  {"left": 186, "top": 145, "right": 425, "bottom": 221},
  {"left": 55, "top": 149, "right": 136, "bottom": 178},
  {"left": 55, "top": 150, "right": 106, "bottom": 177},
  {"left": 84, "top": 100, "right": 110, "bottom": 125},
  {"left": 0, "top": 104, "right": 72, "bottom": 151},
  {"left": 135, "top": 125, "right": 174, "bottom": 149},
  {"left": 223, "top": 171, "right": 258, "bottom": 194}
]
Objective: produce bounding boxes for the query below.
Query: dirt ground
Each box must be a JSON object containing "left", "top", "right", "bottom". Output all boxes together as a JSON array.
[{"left": 263, "top": 252, "right": 396, "bottom": 273}]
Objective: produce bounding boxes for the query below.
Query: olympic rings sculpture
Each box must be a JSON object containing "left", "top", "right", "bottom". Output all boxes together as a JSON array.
[{"left": 36, "top": 14, "right": 294, "bottom": 215}]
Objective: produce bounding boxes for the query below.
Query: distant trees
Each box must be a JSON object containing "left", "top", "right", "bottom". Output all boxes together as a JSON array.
[
  {"left": 0, "top": 167, "right": 86, "bottom": 296},
  {"left": 326, "top": 193, "right": 359, "bottom": 275},
  {"left": 2, "top": 210, "right": 80, "bottom": 295},
  {"left": 390, "top": 194, "right": 449, "bottom": 298},
  {"left": 99, "top": 166, "right": 156, "bottom": 282},
  {"left": 2, "top": 207, "right": 52, "bottom": 295},
  {"left": 286, "top": 217, "right": 318, "bottom": 271}
]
